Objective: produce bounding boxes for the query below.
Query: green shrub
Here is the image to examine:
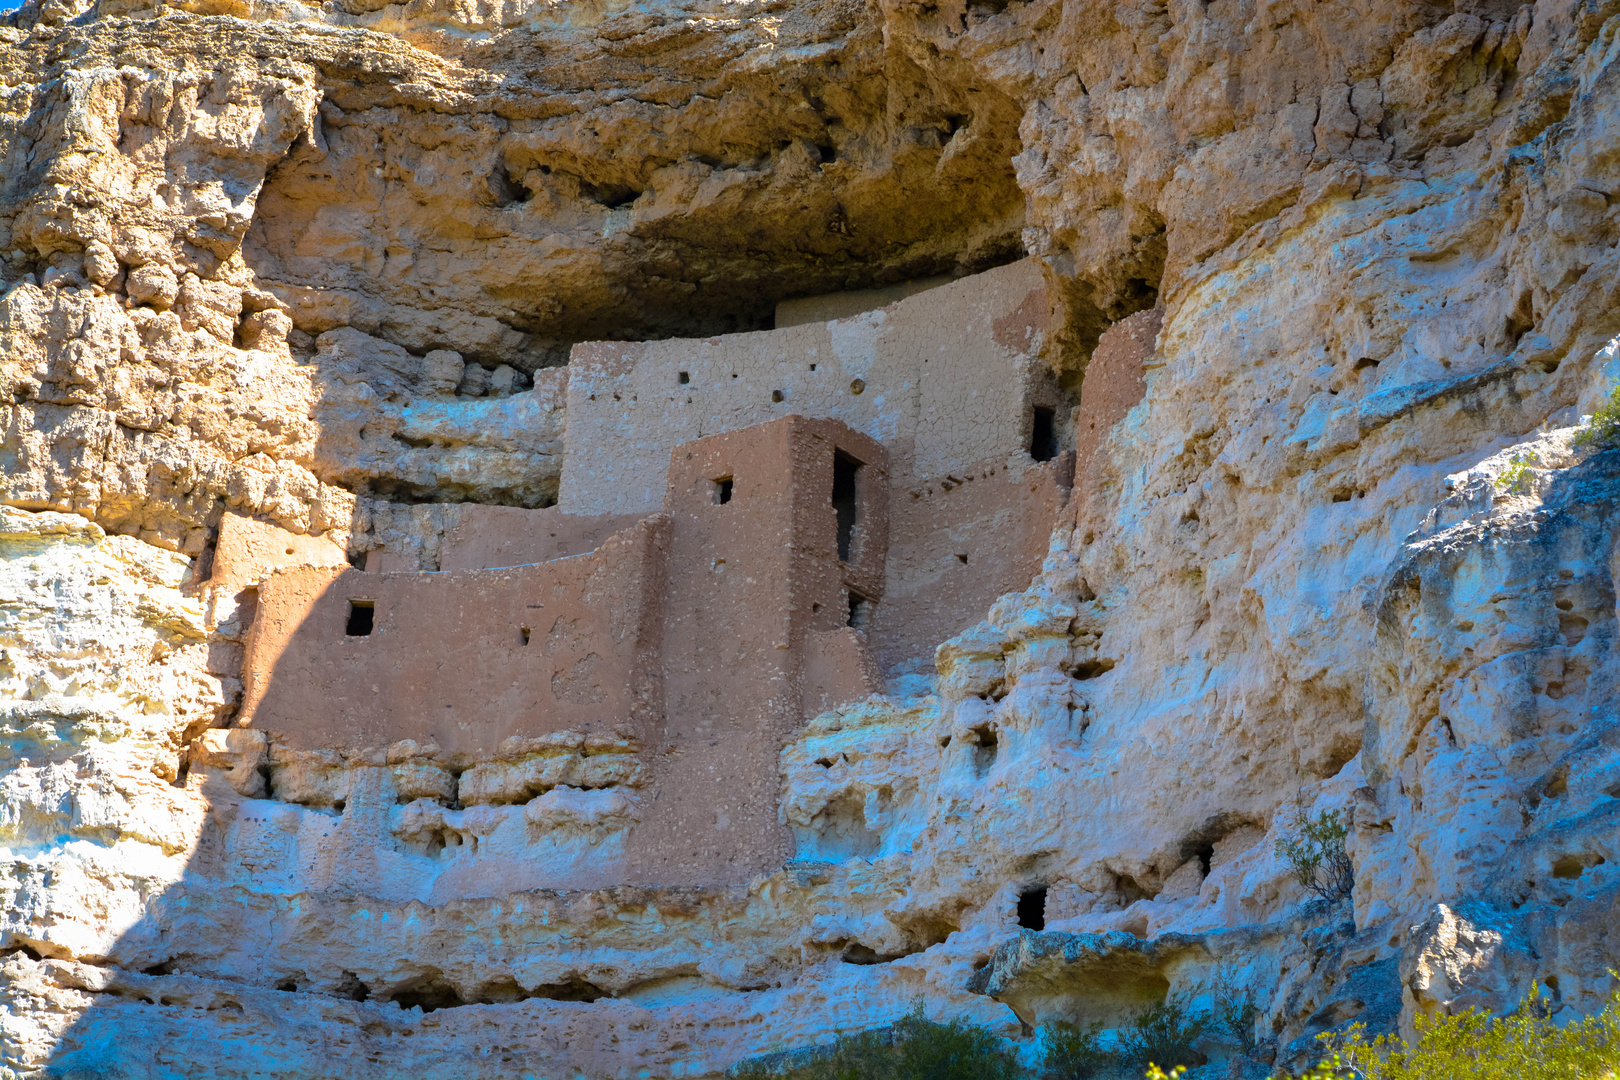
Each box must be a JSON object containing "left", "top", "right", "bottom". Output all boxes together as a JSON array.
[
  {"left": 1283, "top": 983, "right": 1620, "bottom": 1080},
  {"left": 732, "top": 1004, "right": 1022, "bottom": 1080},
  {"left": 1576, "top": 383, "right": 1620, "bottom": 450},
  {"left": 1274, "top": 804, "right": 1354, "bottom": 904},
  {"left": 1117, "top": 992, "right": 1206, "bottom": 1072},
  {"left": 1040, "top": 1019, "right": 1109, "bottom": 1079},
  {"left": 1495, "top": 450, "right": 1538, "bottom": 494}
]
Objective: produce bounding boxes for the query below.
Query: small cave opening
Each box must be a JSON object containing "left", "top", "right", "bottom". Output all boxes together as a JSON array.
[
  {"left": 529, "top": 977, "right": 607, "bottom": 1003},
  {"left": 1193, "top": 842, "right": 1216, "bottom": 877},
  {"left": 1112, "top": 872, "right": 1157, "bottom": 907},
  {"left": 345, "top": 600, "right": 375, "bottom": 637},
  {"left": 1071, "top": 657, "right": 1116, "bottom": 681},
  {"left": 1030, "top": 406, "right": 1057, "bottom": 462},
  {"left": 832, "top": 450, "right": 861, "bottom": 561},
  {"left": 839, "top": 942, "right": 918, "bottom": 965},
  {"left": 1552, "top": 855, "right": 1604, "bottom": 880},
  {"left": 1016, "top": 886, "right": 1047, "bottom": 931},
  {"left": 386, "top": 976, "right": 466, "bottom": 1012},
  {"left": 335, "top": 971, "right": 370, "bottom": 1001},
  {"left": 488, "top": 162, "right": 532, "bottom": 208}
]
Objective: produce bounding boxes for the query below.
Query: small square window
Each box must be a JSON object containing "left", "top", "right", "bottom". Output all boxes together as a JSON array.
[
  {"left": 346, "top": 600, "right": 375, "bottom": 636},
  {"left": 713, "top": 477, "right": 734, "bottom": 504},
  {"left": 679, "top": 371, "right": 690, "bottom": 385}
]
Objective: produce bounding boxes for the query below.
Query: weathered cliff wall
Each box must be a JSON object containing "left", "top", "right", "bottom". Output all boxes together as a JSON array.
[{"left": 3, "top": 0, "right": 1620, "bottom": 1074}]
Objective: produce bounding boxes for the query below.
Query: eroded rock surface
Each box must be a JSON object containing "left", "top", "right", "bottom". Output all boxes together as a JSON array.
[{"left": 4, "top": 0, "right": 1620, "bottom": 1074}]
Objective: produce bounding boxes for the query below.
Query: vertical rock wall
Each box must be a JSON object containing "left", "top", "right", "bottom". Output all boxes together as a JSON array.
[{"left": 2, "top": 0, "right": 1620, "bottom": 1075}]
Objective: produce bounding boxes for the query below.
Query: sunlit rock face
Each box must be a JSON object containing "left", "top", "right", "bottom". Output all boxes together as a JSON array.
[{"left": 4, "top": 0, "right": 1620, "bottom": 1074}]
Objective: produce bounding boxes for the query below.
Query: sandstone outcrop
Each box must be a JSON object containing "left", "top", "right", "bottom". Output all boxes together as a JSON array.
[{"left": 4, "top": 0, "right": 1620, "bottom": 1074}]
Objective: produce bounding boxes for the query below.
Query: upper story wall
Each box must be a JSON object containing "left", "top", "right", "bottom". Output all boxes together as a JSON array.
[{"left": 557, "top": 259, "right": 1059, "bottom": 516}]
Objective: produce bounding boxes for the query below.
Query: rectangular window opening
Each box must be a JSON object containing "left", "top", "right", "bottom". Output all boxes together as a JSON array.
[
  {"left": 346, "top": 600, "right": 375, "bottom": 637},
  {"left": 713, "top": 477, "right": 734, "bottom": 505},
  {"left": 1030, "top": 405, "right": 1057, "bottom": 463},
  {"left": 520, "top": 626, "right": 531, "bottom": 646},
  {"left": 679, "top": 371, "right": 690, "bottom": 385},
  {"left": 832, "top": 450, "right": 861, "bottom": 561},
  {"left": 847, "top": 592, "right": 871, "bottom": 630}
]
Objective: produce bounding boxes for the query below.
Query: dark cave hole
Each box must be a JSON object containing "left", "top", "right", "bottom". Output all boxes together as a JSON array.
[
  {"left": 1072, "top": 658, "right": 1115, "bottom": 680},
  {"left": 488, "top": 163, "right": 531, "bottom": 208},
  {"left": 1193, "top": 842, "right": 1216, "bottom": 876},
  {"left": 335, "top": 972, "right": 371, "bottom": 1001},
  {"left": 388, "top": 980, "right": 465, "bottom": 1012},
  {"left": 840, "top": 943, "right": 915, "bottom": 965},
  {"left": 580, "top": 180, "right": 643, "bottom": 210},
  {"left": 714, "top": 477, "right": 734, "bottom": 505},
  {"left": 1016, "top": 886, "right": 1047, "bottom": 931},
  {"left": 530, "top": 977, "right": 607, "bottom": 1003}
]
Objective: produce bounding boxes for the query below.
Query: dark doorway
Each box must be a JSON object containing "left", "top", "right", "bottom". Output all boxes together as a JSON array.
[
  {"left": 1030, "top": 406, "right": 1057, "bottom": 462},
  {"left": 833, "top": 451, "right": 861, "bottom": 561}
]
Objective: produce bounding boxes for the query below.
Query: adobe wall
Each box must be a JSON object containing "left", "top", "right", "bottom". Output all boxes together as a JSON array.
[
  {"left": 557, "top": 259, "right": 1060, "bottom": 517},
  {"left": 869, "top": 454, "right": 1072, "bottom": 674},
  {"left": 437, "top": 505, "right": 647, "bottom": 572},
  {"left": 774, "top": 274, "right": 953, "bottom": 328},
  {"left": 238, "top": 517, "right": 667, "bottom": 757},
  {"left": 203, "top": 513, "right": 351, "bottom": 635},
  {"left": 624, "top": 416, "right": 887, "bottom": 883}
]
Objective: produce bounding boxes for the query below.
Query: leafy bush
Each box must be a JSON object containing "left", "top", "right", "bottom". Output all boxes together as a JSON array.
[
  {"left": 1274, "top": 804, "right": 1354, "bottom": 904},
  {"left": 1117, "top": 992, "right": 1206, "bottom": 1073},
  {"left": 1575, "top": 383, "right": 1620, "bottom": 450},
  {"left": 732, "top": 1004, "right": 1022, "bottom": 1080},
  {"left": 1040, "top": 1019, "right": 1109, "bottom": 1079},
  {"left": 1495, "top": 450, "right": 1538, "bottom": 494},
  {"left": 1287, "top": 983, "right": 1620, "bottom": 1080}
]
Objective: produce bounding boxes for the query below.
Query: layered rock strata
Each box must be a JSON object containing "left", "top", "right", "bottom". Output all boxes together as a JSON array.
[{"left": 3, "top": 0, "right": 1620, "bottom": 1075}]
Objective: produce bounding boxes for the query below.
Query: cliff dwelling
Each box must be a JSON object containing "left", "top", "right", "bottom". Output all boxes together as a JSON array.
[
  {"left": 227, "top": 261, "right": 1076, "bottom": 889},
  {"left": 7, "top": 0, "right": 1620, "bottom": 1074}
]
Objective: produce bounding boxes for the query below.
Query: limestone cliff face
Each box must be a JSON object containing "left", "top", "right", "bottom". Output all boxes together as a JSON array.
[{"left": 3, "top": 0, "right": 1620, "bottom": 1074}]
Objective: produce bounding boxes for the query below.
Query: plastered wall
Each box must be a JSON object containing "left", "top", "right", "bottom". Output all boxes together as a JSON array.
[
  {"left": 239, "top": 517, "right": 668, "bottom": 757},
  {"left": 236, "top": 418, "right": 889, "bottom": 885},
  {"left": 557, "top": 259, "right": 1060, "bottom": 516},
  {"left": 626, "top": 416, "right": 887, "bottom": 881},
  {"left": 867, "top": 454, "right": 1072, "bottom": 674}
]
